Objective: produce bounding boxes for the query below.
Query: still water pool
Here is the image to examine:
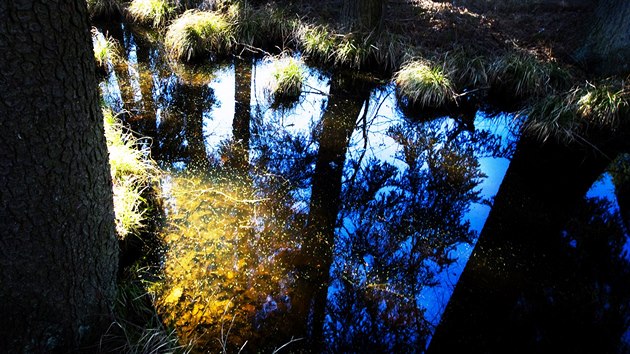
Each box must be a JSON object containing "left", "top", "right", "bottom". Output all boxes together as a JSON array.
[{"left": 97, "top": 23, "right": 630, "bottom": 353}]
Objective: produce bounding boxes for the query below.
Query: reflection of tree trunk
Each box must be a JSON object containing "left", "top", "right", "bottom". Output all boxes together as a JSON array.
[
  {"left": 180, "top": 83, "right": 210, "bottom": 170},
  {"left": 293, "top": 76, "right": 373, "bottom": 350},
  {"left": 102, "top": 22, "right": 136, "bottom": 119},
  {"left": 128, "top": 32, "right": 157, "bottom": 140},
  {"left": 227, "top": 58, "right": 252, "bottom": 171},
  {"left": 428, "top": 139, "right": 610, "bottom": 353}
]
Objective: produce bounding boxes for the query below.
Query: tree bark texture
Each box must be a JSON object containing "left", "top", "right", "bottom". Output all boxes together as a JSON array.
[
  {"left": 342, "top": 0, "right": 386, "bottom": 32},
  {"left": 576, "top": 0, "right": 630, "bottom": 75},
  {"left": 0, "top": 1, "right": 118, "bottom": 352}
]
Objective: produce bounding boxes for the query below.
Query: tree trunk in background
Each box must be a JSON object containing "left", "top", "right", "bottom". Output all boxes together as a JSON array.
[
  {"left": 342, "top": 0, "right": 386, "bottom": 32},
  {"left": 0, "top": 1, "right": 118, "bottom": 352},
  {"left": 576, "top": 0, "right": 630, "bottom": 75}
]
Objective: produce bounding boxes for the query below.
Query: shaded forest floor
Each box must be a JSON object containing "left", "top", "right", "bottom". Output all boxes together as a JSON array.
[{"left": 282, "top": 0, "right": 594, "bottom": 72}]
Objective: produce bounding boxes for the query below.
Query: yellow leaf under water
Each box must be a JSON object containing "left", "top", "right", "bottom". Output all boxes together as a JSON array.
[{"left": 165, "top": 287, "right": 183, "bottom": 304}]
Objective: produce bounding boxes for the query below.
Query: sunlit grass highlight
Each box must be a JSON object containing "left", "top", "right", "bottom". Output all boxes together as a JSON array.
[
  {"left": 268, "top": 56, "right": 305, "bottom": 101},
  {"left": 395, "top": 60, "right": 455, "bottom": 108},
  {"left": 523, "top": 81, "right": 629, "bottom": 142},
  {"left": 104, "top": 109, "right": 159, "bottom": 238},
  {"left": 128, "top": 0, "right": 176, "bottom": 28},
  {"left": 92, "top": 28, "right": 121, "bottom": 74},
  {"left": 165, "top": 10, "right": 235, "bottom": 62}
]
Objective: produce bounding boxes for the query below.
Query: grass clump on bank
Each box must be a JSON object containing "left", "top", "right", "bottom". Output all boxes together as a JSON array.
[
  {"left": 523, "top": 80, "right": 629, "bottom": 143},
  {"left": 489, "top": 52, "right": 569, "bottom": 99},
  {"left": 234, "top": 2, "right": 299, "bottom": 49},
  {"left": 92, "top": 28, "right": 121, "bottom": 75},
  {"left": 87, "top": 0, "right": 124, "bottom": 19},
  {"left": 394, "top": 60, "right": 455, "bottom": 109},
  {"left": 104, "top": 109, "right": 160, "bottom": 238},
  {"left": 165, "top": 10, "right": 235, "bottom": 62},
  {"left": 128, "top": 0, "right": 176, "bottom": 28},
  {"left": 268, "top": 56, "right": 305, "bottom": 102}
]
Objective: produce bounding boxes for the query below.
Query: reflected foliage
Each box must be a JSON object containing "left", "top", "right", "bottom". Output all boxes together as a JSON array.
[
  {"left": 326, "top": 119, "right": 494, "bottom": 351},
  {"left": 98, "top": 22, "right": 522, "bottom": 352}
]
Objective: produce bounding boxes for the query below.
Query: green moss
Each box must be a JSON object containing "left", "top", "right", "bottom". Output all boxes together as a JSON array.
[
  {"left": 165, "top": 10, "right": 235, "bottom": 62},
  {"left": 395, "top": 60, "right": 455, "bottom": 108}
]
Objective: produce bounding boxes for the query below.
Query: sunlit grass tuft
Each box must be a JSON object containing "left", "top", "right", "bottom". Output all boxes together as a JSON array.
[
  {"left": 128, "top": 0, "right": 176, "bottom": 28},
  {"left": 443, "top": 50, "right": 490, "bottom": 90},
  {"left": 395, "top": 60, "right": 455, "bottom": 108},
  {"left": 268, "top": 56, "right": 306, "bottom": 101},
  {"left": 523, "top": 80, "right": 629, "bottom": 143},
  {"left": 104, "top": 109, "right": 159, "bottom": 238},
  {"left": 298, "top": 24, "right": 338, "bottom": 64},
  {"left": 165, "top": 10, "right": 235, "bottom": 62},
  {"left": 92, "top": 28, "right": 121, "bottom": 74}
]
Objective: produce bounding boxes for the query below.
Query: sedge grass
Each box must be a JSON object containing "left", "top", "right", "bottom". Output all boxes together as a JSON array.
[
  {"left": 298, "top": 24, "right": 338, "bottom": 64},
  {"left": 87, "top": 0, "right": 123, "bottom": 19},
  {"left": 92, "top": 28, "right": 121, "bottom": 74},
  {"left": 104, "top": 109, "right": 159, "bottom": 238},
  {"left": 523, "top": 81, "right": 629, "bottom": 143},
  {"left": 395, "top": 60, "right": 455, "bottom": 108},
  {"left": 268, "top": 56, "right": 305, "bottom": 101},
  {"left": 443, "top": 49, "right": 490, "bottom": 90},
  {"left": 128, "top": 0, "right": 176, "bottom": 28},
  {"left": 490, "top": 52, "right": 566, "bottom": 98},
  {"left": 165, "top": 10, "right": 235, "bottom": 62}
]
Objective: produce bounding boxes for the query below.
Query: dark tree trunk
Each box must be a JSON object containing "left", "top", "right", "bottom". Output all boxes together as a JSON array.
[
  {"left": 427, "top": 139, "right": 614, "bottom": 353},
  {"left": 576, "top": 0, "right": 630, "bottom": 75},
  {"left": 342, "top": 0, "right": 387, "bottom": 32},
  {"left": 0, "top": 1, "right": 118, "bottom": 352}
]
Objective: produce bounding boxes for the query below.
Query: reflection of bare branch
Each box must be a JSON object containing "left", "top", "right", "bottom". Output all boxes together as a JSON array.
[{"left": 272, "top": 336, "right": 303, "bottom": 354}]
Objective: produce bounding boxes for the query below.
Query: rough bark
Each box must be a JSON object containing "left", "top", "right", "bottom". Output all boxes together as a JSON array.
[
  {"left": 0, "top": 1, "right": 118, "bottom": 352},
  {"left": 576, "top": 0, "right": 630, "bottom": 75},
  {"left": 342, "top": 0, "right": 386, "bottom": 32}
]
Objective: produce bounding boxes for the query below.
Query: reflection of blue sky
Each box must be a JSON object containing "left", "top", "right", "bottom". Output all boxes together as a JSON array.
[
  {"left": 203, "top": 64, "right": 235, "bottom": 156},
  {"left": 100, "top": 39, "right": 630, "bottom": 348},
  {"left": 587, "top": 172, "right": 630, "bottom": 259},
  {"left": 187, "top": 58, "right": 521, "bottom": 343}
]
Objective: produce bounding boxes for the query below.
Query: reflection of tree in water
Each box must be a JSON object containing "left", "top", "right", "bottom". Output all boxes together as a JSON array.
[
  {"left": 549, "top": 196, "right": 630, "bottom": 354},
  {"left": 154, "top": 78, "right": 214, "bottom": 169},
  {"left": 326, "top": 118, "right": 490, "bottom": 351}
]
